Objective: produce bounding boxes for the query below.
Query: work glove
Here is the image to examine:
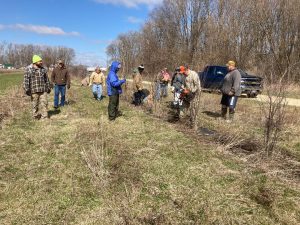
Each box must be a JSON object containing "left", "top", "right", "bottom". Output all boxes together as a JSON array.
[
  {"left": 67, "top": 84, "right": 71, "bottom": 89},
  {"left": 47, "top": 89, "right": 51, "bottom": 94},
  {"left": 228, "top": 91, "right": 234, "bottom": 96},
  {"left": 25, "top": 90, "right": 31, "bottom": 96}
]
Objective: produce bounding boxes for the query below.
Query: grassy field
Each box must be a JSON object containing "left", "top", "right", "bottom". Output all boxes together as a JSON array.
[
  {"left": 0, "top": 79, "right": 300, "bottom": 224},
  {"left": 0, "top": 73, "right": 23, "bottom": 94}
]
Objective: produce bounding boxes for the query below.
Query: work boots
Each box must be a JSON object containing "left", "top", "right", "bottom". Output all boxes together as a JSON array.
[
  {"left": 221, "top": 106, "right": 227, "bottom": 119},
  {"left": 228, "top": 108, "right": 235, "bottom": 122}
]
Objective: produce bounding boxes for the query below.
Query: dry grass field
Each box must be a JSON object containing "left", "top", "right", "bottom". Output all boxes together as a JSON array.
[{"left": 0, "top": 75, "right": 299, "bottom": 224}]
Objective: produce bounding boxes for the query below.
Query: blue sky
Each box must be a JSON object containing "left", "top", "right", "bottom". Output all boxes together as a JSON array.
[{"left": 0, "top": 0, "right": 162, "bottom": 66}]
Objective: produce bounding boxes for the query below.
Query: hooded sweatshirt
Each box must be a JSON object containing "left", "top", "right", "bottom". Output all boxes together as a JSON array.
[
  {"left": 221, "top": 69, "right": 241, "bottom": 96},
  {"left": 106, "top": 61, "right": 125, "bottom": 96}
]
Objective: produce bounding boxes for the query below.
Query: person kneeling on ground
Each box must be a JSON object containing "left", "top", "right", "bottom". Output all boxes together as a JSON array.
[
  {"left": 89, "top": 67, "right": 105, "bottom": 101},
  {"left": 106, "top": 61, "right": 126, "bottom": 121},
  {"left": 220, "top": 60, "right": 241, "bottom": 121}
]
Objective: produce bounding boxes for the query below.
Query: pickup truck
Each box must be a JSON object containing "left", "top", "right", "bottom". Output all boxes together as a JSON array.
[{"left": 199, "top": 65, "right": 263, "bottom": 98}]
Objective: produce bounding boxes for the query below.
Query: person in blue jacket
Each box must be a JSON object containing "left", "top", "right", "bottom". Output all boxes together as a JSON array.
[{"left": 106, "top": 61, "right": 126, "bottom": 121}]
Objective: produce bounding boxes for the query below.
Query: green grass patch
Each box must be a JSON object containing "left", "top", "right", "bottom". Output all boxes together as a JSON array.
[{"left": 0, "top": 73, "right": 23, "bottom": 93}]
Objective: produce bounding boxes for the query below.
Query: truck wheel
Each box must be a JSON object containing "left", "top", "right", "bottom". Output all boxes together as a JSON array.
[{"left": 248, "top": 92, "right": 257, "bottom": 98}]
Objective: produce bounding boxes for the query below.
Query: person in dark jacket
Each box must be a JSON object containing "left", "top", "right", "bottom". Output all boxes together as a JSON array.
[
  {"left": 220, "top": 60, "right": 241, "bottom": 121},
  {"left": 51, "top": 59, "right": 70, "bottom": 109},
  {"left": 132, "top": 65, "right": 145, "bottom": 106},
  {"left": 23, "top": 55, "right": 51, "bottom": 119},
  {"left": 172, "top": 66, "right": 187, "bottom": 117},
  {"left": 106, "top": 61, "right": 126, "bottom": 121}
]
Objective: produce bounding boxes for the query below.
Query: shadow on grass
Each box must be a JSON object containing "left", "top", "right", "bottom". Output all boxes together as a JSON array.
[
  {"left": 48, "top": 109, "right": 61, "bottom": 118},
  {"left": 202, "top": 111, "right": 221, "bottom": 118}
]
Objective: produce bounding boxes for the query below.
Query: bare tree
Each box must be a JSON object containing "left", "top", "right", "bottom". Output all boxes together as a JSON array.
[{"left": 107, "top": 0, "right": 300, "bottom": 82}]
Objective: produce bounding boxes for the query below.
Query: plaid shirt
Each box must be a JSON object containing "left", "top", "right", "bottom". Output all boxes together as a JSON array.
[{"left": 23, "top": 64, "right": 50, "bottom": 94}]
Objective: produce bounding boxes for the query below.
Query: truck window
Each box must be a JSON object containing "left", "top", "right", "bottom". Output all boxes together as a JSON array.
[
  {"left": 207, "top": 66, "right": 215, "bottom": 74},
  {"left": 215, "top": 66, "right": 227, "bottom": 76}
]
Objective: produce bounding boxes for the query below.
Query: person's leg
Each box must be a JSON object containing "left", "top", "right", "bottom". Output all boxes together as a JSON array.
[
  {"left": 155, "top": 83, "right": 161, "bottom": 100},
  {"left": 40, "top": 92, "right": 48, "bottom": 119},
  {"left": 92, "top": 84, "right": 98, "bottom": 99},
  {"left": 116, "top": 94, "right": 120, "bottom": 114},
  {"left": 189, "top": 93, "right": 199, "bottom": 129},
  {"left": 162, "top": 84, "right": 168, "bottom": 97},
  {"left": 228, "top": 96, "right": 238, "bottom": 120},
  {"left": 173, "top": 91, "right": 180, "bottom": 107},
  {"left": 31, "top": 93, "right": 40, "bottom": 119},
  {"left": 98, "top": 84, "right": 103, "bottom": 100},
  {"left": 54, "top": 85, "right": 59, "bottom": 108},
  {"left": 220, "top": 94, "right": 229, "bottom": 119},
  {"left": 133, "top": 92, "right": 138, "bottom": 106},
  {"left": 108, "top": 95, "right": 118, "bottom": 120},
  {"left": 59, "top": 85, "right": 66, "bottom": 106}
]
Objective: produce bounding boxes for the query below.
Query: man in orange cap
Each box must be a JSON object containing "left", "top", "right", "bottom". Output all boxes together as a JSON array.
[{"left": 184, "top": 65, "right": 201, "bottom": 128}]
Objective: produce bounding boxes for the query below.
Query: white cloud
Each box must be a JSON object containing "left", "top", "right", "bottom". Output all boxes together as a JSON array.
[
  {"left": 0, "top": 24, "right": 80, "bottom": 36},
  {"left": 93, "top": 0, "right": 162, "bottom": 8},
  {"left": 127, "top": 16, "right": 144, "bottom": 24},
  {"left": 75, "top": 52, "right": 107, "bottom": 66}
]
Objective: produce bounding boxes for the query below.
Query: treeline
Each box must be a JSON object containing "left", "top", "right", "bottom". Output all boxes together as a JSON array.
[
  {"left": 107, "top": 0, "right": 300, "bottom": 82},
  {"left": 0, "top": 42, "right": 75, "bottom": 68}
]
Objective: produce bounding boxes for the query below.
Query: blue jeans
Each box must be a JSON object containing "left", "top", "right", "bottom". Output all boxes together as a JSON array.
[
  {"left": 54, "top": 85, "right": 66, "bottom": 107},
  {"left": 161, "top": 83, "right": 168, "bottom": 97},
  {"left": 92, "top": 84, "right": 103, "bottom": 100},
  {"left": 155, "top": 82, "right": 161, "bottom": 100}
]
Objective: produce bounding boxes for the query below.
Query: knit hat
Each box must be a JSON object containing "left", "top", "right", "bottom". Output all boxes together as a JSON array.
[
  {"left": 179, "top": 66, "right": 186, "bottom": 73},
  {"left": 138, "top": 64, "right": 144, "bottom": 70},
  {"left": 32, "top": 55, "right": 42, "bottom": 64}
]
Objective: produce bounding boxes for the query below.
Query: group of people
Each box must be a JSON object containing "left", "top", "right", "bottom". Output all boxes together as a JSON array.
[
  {"left": 23, "top": 55, "right": 70, "bottom": 120},
  {"left": 130, "top": 61, "right": 241, "bottom": 123},
  {"left": 23, "top": 55, "right": 241, "bottom": 123}
]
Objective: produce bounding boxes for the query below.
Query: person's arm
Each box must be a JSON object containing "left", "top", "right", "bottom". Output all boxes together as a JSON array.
[
  {"left": 66, "top": 70, "right": 71, "bottom": 89},
  {"left": 51, "top": 69, "right": 55, "bottom": 84},
  {"left": 110, "top": 74, "right": 125, "bottom": 87},
  {"left": 232, "top": 71, "right": 241, "bottom": 95},
  {"left": 89, "top": 72, "right": 94, "bottom": 86},
  {"left": 101, "top": 73, "right": 106, "bottom": 87},
  {"left": 23, "top": 68, "right": 31, "bottom": 95},
  {"left": 193, "top": 73, "right": 201, "bottom": 92},
  {"left": 44, "top": 69, "right": 51, "bottom": 93}
]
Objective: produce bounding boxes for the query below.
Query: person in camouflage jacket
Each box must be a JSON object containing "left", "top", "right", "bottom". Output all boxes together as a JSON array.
[{"left": 23, "top": 55, "right": 51, "bottom": 119}]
